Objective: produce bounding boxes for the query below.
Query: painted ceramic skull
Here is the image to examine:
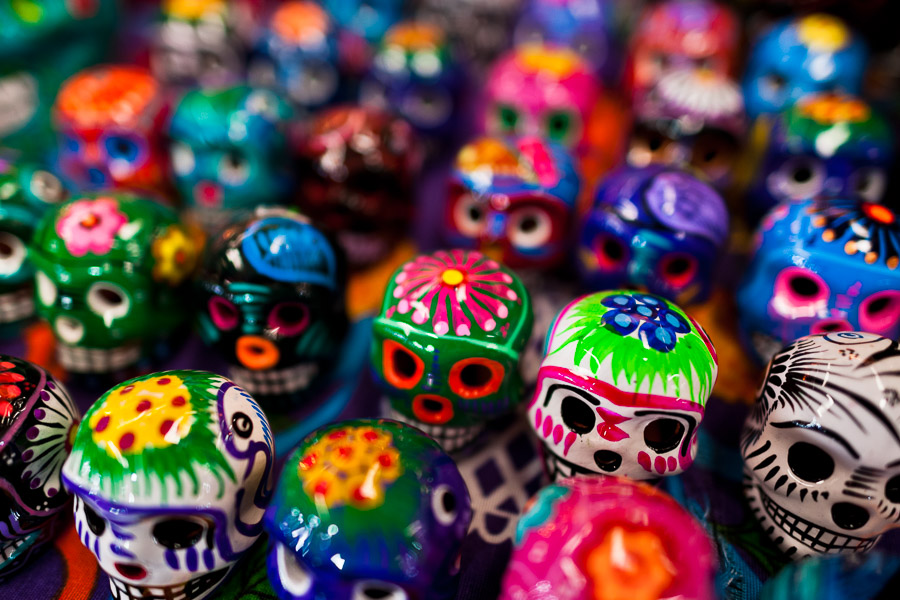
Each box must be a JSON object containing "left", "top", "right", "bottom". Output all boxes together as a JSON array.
[
  {"left": 444, "top": 136, "right": 580, "bottom": 270},
  {"left": 741, "top": 332, "right": 900, "bottom": 558},
  {"left": 54, "top": 65, "right": 169, "bottom": 193},
  {"left": 747, "top": 93, "right": 894, "bottom": 221},
  {"left": 0, "top": 355, "right": 79, "bottom": 578},
  {"left": 484, "top": 44, "right": 600, "bottom": 155},
  {"left": 372, "top": 249, "right": 533, "bottom": 451},
  {"left": 530, "top": 290, "right": 718, "bottom": 481},
  {"left": 501, "top": 476, "right": 715, "bottom": 600},
  {"left": 578, "top": 165, "right": 729, "bottom": 306},
  {"left": 742, "top": 13, "right": 867, "bottom": 121},
  {"left": 265, "top": 419, "right": 472, "bottom": 600},
  {"left": 30, "top": 192, "right": 200, "bottom": 374},
  {"left": 62, "top": 370, "right": 274, "bottom": 600},
  {"left": 737, "top": 198, "right": 900, "bottom": 366},
  {"left": 196, "top": 208, "right": 347, "bottom": 404},
  {"left": 0, "top": 159, "right": 67, "bottom": 326}
]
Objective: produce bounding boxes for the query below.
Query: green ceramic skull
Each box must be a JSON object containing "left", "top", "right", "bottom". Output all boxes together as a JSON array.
[
  {"left": 29, "top": 192, "right": 199, "bottom": 373},
  {"left": 371, "top": 249, "right": 533, "bottom": 451}
]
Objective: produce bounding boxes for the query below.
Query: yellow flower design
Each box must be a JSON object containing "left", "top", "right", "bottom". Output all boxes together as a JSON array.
[
  {"left": 164, "top": 0, "right": 226, "bottom": 20},
  {"left": 797, "top": 14, "right": 849, "bottom": 53},
  {"left": 152, "top": 225, "right": 199, "bottom": 286},
  {"left": 297, "top": 426, "right": 403, "bottom": 509},
  {"left": 90, "top": 375, "right": 194, "bottom": 457},
  {"left": 799, "top": 94, "right": 870, "bottom": 124}
]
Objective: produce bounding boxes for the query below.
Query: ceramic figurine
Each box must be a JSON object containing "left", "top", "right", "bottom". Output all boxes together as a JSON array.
[
  {"left": 372, "top": 249, "right": 533, "bottom": 451},
  {"left": 628, "top": 68, "right": 746, "bottom": 190},
  {"left": 265, "top": 418, "right": 471, "bottom": 600},
  {"left": 361, "top": 21, "right": 464, "bottom": 143},
  {"left": 0, "top": 355, "right": 79, "bottom": 578},
  {"left": 501, "top": 476, "right": 716, "bottom": 600},
  {"left": 169, "top": 85, "right": 293, "bottom": 230},
  {"left": 484, "top": 44, "right": 600, "bottom": 157},
  {"left": 29, "top": 192, "right": 200, "bottom": 375},
  {"left": 196, "top": 207, "right": 347, "bottom": 405},
  {"left": 62, "top": 370, "right": 274, "bottom": 600},
  {"left": 514, "top": 0, "right": 618, "bottom": 84},
  {"left": 626, "top": 0, "right": 739, "bottom": 101},
  {"left": 295, "top": 105, "right": 419, "bottom": 269},
  {"left": 747, "top": 93, "right": 894, "bottom": 221},
  {"left": 324, "top": 0, "right": 404, "bottom": 47},
  {"left": 0, "top": 159, "right": 68, "bottom": 328},
  {"left": 579, "top": 166, "right": 729, "bottom": 306},
  {"left": 444, "top": 136, "right": 580, "bottom": 271},
  {"left": 54, "top": 65, "right": 169, "bottom": 193},
  {"left": 529, "top": 290, "right": 718, "bottom": 481},
  {"left": 151, "top": 0, "right": 250, "bottom": 88},
  {"left": 742, "top": 13, "right": 867, "bottom": 121},
  {"left": 0, "top": 0, "right": 116, "bottom": 159},
  {"left": 742, "top": 332, "right": 900, "bottom": 558},
  {"left": 737, "top": 198, "right": 900, "bottom": 365}
]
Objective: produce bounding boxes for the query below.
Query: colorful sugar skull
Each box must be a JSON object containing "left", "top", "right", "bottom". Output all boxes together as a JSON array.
[
  {"left": 151, "top": 0, "right": 248, "bottom": 88},
  {"left": 626, "top": 0, "right": 739, "bottom": 100},
  {"left": 502, "top": 476, "right": 716, "bottom": 600},
  {"left": 362, "top": 22, "right": 463, "bottom": 140},
  {"left": 742, "top": 14, "right": 867, "bottom": 121},
  {"left": 372, "top": 250, "right": 533, "bottom": 451},
  {"left": 628, "top": 68, "right": 746, "bottom": 189},
  {"left": 484, "top": 44, "right": 600, "bottom": 155},
  {"left": 748, "top": 93, "right": 894, "bottom": 220},
  {"left": 295, "top": 105, "right": 418, "bottom": 269},
  {"left": 265, "top": 419, "right": 471, "bottom": 600},
  {"left": 30, "top": 192, "right": 199, "bottom": 374},
  {"left": 169, "top": 86, "right": 292, "bottom": 225},
  {"left": 251, "top": 2, "right": 340, "bottom": 110},
  {"left": 514, "top": 0, "right": 618, "bottom": 83},
  {"left": 444, "top": 136, "right": 580, "bottom": 270},
  {"left": 62, "top": 371, "right": 274, "bottom": 600},
  {"left": 741, "top": 332, "right": 900, "bottom": 558},
  {"left": 737, "top": 198, "right": 900, "bottom": 365},
  {"left": 323, "top": 0, "right": 404, "bottom": 45},
  {"left": 0, "top": 355, "right": 79, "bottom": 578},
  {"left": 578, "top": 166, "right": 729, "bottom": 306},
  {"left": 196, "top": 208, "right": 347, "bottom": 403},
  {"left": 54, "top": 65, "right": 169, "bottom": 193},
  {"left": 0, "top": 159, "right": 67, "bottom": 326},
  {"left": 530, "top": 290, "right": 718, "bottom": 481}
]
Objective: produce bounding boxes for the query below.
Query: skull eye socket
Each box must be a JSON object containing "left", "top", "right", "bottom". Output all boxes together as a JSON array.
[
  {"left": 208, "top": 296, "right": 239, "bottom": 330},
  {"left": 352, "top": 582, "right": 408, "bottom": 600},
  {"left": 774, "top": 267, "right": 829, "bottom": 311},
  {"left": 87, "top": 282, "right": 131, "bottom": 320},
  {"left": 643, "top": 418, "right": 685, "bottom": 454},
  {"left": 382, "top": 339, "right": 424, "bottom": 389},
  {"left": 658, "top": 253, "right": 698, "bottom": 289},
  {"left": 432, "top": 484, "right": 458, "bottom": 526},
  {"left": 0, "top": 232, "right": 27, "bottom": 277},
  {"left": 83, "top": 503, "right": 106, "bottom": 537},
  {"left": 152, "top": 518, "right": 205, "bottom": 550},
  {"left": 232, "top": 412, "right": 253, "bottom": 438},
  {"left": 859, "top": 291, "right": 900, "bottom": 333},
  {"left": 886, "top": 475, "right": 900, "bottom": 503},
  {"left": 268, "top": 302, "right": 310, "bottom": 336},
  {"left": 560, "top": 395, "right": 596, "bottom": 435},
  {"left": 448, "top": 358, "right": 504, "bottom": 399},
  {"left": 788, "top": 441, "right": 834, "bottom": 482}
]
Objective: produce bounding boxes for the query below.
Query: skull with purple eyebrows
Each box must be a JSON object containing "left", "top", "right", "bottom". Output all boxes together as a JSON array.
[{"left": 741, "top": 332, "right": 900, "bottom": 559}]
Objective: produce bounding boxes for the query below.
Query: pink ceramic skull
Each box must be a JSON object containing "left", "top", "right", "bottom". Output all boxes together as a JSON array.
[
  {"left": 484, "top": 44, "right": 600, "bottom": 154},
  {"left": 501, "top": 476, "right": 715, "bottom": 600}
]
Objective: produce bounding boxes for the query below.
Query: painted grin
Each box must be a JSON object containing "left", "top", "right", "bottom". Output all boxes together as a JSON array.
[{"left": 108, "top": 566, "right": 231, "bottom": 600}]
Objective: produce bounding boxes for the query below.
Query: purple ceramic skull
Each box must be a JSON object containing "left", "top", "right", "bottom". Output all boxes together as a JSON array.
[{"left": 0, "top": 355, "right": 79, "bottom": 578}]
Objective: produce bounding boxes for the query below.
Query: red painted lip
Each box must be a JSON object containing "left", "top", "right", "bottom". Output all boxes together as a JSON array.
[
  {"left": 193, "top": 180, "right": 223, "bottom": 208},
  {"left": 115, "top": 563, "right": 147, "bottom": 580}
]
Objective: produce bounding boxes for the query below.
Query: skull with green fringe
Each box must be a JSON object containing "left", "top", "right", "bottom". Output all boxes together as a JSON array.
[
  {"left": 61, "top": 371, "right": 274, "bottom": 600},
  {"left": 528, "top": 290, "right": 717, "bottom": 481}
]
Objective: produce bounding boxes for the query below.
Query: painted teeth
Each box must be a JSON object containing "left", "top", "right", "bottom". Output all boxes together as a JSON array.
[
  {"left": 107, "top": 567, "right": 230, "bottom": 600},
  {"left": 542, "top": 449, "right": 601, "bottom": 481},
  {"left": 228, "top": 362, "right": 319, "bottom": 396},
  {"left": 57, "top": 343, "right": 141, "bottom": 373},
  {"left": 1, "top": 536, "right": 27, "bottom": 561},
  {"left": 388, "top": 409, "right": 483, "bottom": 452},
  {"left": 0, "top": 287, "right": 34, "bottom": 323}
]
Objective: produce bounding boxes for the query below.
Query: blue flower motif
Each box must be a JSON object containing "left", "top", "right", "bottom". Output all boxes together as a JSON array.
[{"left": 600, "top": 292, "right": 690, "bottom": 353}]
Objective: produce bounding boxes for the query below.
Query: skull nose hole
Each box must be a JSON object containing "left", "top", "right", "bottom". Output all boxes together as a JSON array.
[
  {"left": 115, "top": 563, "right": 147, "bottom": 580},
  {"left": 831, "top": 502, "right": 870, "bottom": 530},
  {"left": 363, "top": 588, "right": 392, "bottom": 599},
  {"left": 593, "top": 450, "right": 622, "bottom": 472},
  {"left": 422, "top": 399, "right": 443, "bottom": 413},
  {"left": 236, "top": 335, "right": 280, "bottom": 370},
  {"left": 412, "top": 394, "right": 454, "bottom": 425}
]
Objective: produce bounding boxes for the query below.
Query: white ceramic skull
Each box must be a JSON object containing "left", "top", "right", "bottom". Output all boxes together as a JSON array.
[
  {"left": 741, "top": 332, "right": 900, "bottom": 559},
  {"left": 62, "top": 371, "right": 274, "bottom": 600}
]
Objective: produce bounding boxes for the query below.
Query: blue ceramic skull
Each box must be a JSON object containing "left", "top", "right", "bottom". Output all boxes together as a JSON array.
[
  {"left": 579, "top": 166, "right": 729, "bottom": 306},
  {"left": 742, "top": 13, "right": 867, "bottom": 121},
  {"left": 737, "top": 198, "right": 900, "bottom": 365},
  {"left": 264, "top": 419, "right": 472, "bottom": 600},
  {"left": 747, "top": 93, "right": 894, "bottom": 221}
]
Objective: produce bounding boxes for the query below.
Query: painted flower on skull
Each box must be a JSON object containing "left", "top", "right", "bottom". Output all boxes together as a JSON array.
[
  {"left": 808, "top": 199, "right": 899, "bottom": 269},
  {"left": 0, "top": 361, "right": 25, "bottom": 404},
  {"left": 297, "top": 426, "right": 402, "bottom": 510},
  {"left": 54, "top": 197, "right": 127, "bottom": 257},
  {"left": 19, "top": 378, "right": 80, "bottom": 499},
  {"left": 151, "top": 225, "right": 199, "bottom": 285},
  {"left": 600, "top": 293, "right": 693, "bottom": 353},
  {"left": 387, "top": 250, "right": 519, "bottom": 337}
]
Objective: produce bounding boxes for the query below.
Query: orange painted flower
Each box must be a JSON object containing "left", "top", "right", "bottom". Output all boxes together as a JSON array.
[
  {"left": 586, "top": 526, "right": 676, "bottom": 600},
  {"left": 57, "top": 66, "right": 159, "bottom": 129},
  {"left": 271, "top": 2, "right": 329, "bottom": 46}
]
